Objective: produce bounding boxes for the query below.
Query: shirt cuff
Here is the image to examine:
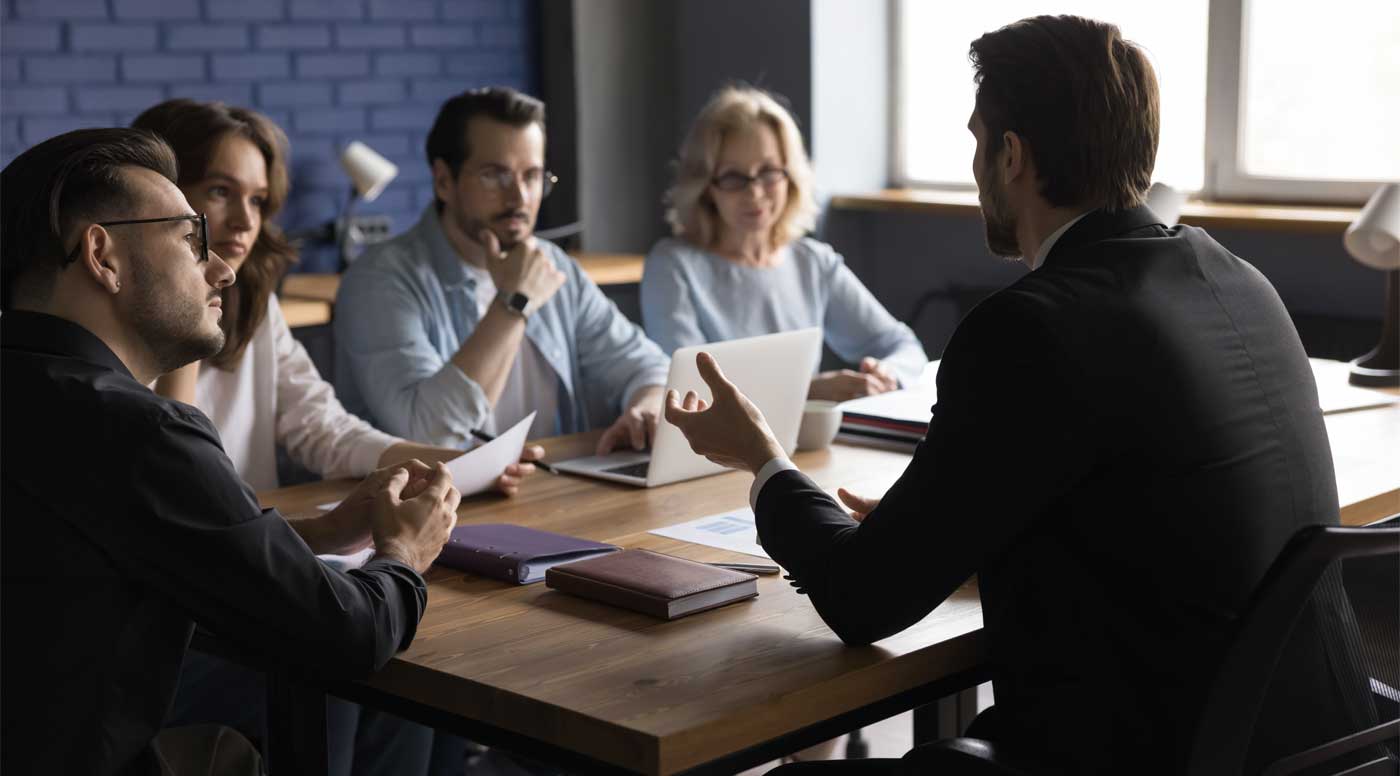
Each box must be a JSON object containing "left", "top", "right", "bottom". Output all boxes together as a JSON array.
[{"left": 749, "top": 456, "right": 798, "bottom": 511}]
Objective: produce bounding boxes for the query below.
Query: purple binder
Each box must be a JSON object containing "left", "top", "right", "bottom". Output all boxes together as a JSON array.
[{"left": 434, "top": 524, "right": 620, "bottom": 585}]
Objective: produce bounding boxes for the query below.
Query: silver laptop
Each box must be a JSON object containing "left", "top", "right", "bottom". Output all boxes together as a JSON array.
[{"left": 552, "top": 328, "right": 822, "bottom": 487}]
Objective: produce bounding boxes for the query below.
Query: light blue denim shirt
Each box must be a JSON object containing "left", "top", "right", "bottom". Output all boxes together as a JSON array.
[
  {"left": 641, "top": 237, "right": 927, "bottom": 386},
  {"left": 334, "top": 207, "right": 670, "bottom": 448}
]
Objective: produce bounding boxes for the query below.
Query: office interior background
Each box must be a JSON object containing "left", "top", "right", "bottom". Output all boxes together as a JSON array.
[{"left": 0, "top": 0, "right": 1396, "bottom": 365}]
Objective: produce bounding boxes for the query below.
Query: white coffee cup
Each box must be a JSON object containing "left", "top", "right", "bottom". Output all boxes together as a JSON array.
[{"left": 796, "top": 400, "right": 843, "bottom": 451}]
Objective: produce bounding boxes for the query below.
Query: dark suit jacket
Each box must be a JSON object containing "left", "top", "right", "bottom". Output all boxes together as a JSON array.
[{"left": 755, "top": 206, "right": 1372, "bottom": 773}]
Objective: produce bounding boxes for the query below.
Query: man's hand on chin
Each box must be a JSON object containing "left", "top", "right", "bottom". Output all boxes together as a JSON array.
[
  {"left": 663, "top": 352, "right": 784, "bottom": 474},
  {"left": 595, "top": 385, "right": 665, "bottom": 456}
]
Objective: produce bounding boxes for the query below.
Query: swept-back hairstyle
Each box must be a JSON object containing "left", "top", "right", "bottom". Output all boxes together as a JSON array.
[
  {"left": 1, "top": 127, "right": 177, "bottom": 311},
  {"left": 425, "top": 86, "right": 546, "bottom": 209},
  {"left": 132, "top": 99, "right": 295, "bottom": 369},
  {"left": 666, "top": 85, "right": 818, "bottom": 251},
  {"left": 970, "top": 15, "right": 1159, "bottom": 211}
]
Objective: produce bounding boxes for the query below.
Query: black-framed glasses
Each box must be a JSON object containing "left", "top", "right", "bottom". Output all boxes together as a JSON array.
[
  {"left": 64, "top": 213, "right": 209, "bottom": 266},
  {"left": 473, "top": 167, "right": 558, "bottom": 199},
  {"left": 711, "top": 167, "right": 789, "bottom": 193}
]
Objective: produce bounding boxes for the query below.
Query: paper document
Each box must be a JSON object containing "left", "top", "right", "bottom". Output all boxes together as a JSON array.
[
  {"left": 317, "top": 547, "right": 375, "bottom": 571},
  {"left": 839, "top": 359, "right": 939, "bottom": 426},
  {"left": 447, "top": 411, "right": 536, "bottom": 496},
  {"left": 315, "top": 411, "right": 534, "bottom": 509},
  {"left": 1310, "top": 359, "right": 1398, "bottom": 415},
  {"left": 650, "top": 507, "right": 771, "bottom": 560}
]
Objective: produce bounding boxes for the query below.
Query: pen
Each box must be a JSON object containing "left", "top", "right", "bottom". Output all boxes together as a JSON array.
[
  {"left": 470, "top": 429, "right": 558, "bottom": 474},
  {"left": 707, "top": 562, "right": 781, "bottom": 575}
]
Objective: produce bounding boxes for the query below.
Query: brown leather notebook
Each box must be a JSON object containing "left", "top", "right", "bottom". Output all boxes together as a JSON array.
[{"left": 545, "top": 549, "right": 758, "bottom": 620}]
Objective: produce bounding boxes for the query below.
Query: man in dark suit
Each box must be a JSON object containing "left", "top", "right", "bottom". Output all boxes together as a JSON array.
[{"left": 664, "top": 14, "right": 1374, "bottom": 774}]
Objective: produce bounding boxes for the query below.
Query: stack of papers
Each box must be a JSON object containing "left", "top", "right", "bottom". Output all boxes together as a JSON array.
[{"left": 837, "top": 361, "right": 938, "bottom": 451}]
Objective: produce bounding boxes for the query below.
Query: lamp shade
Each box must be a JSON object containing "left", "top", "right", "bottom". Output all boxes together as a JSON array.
[
  {"left": 339, "top": 141, "right": 398, "bottom": 202},
  {"left": 1145, "top": 182, "right": 1184, "bottom": 227},
  {"left": 1344, "top": 182, "right": 1400, "bottom": 271}
]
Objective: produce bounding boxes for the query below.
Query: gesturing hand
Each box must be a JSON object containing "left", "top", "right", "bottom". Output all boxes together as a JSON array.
[
  {"left": 836, "top": 488, "right": 881, "bottom": 522},
  {"left": 663, "top": 352, "right": 785, "bottom": 474}
]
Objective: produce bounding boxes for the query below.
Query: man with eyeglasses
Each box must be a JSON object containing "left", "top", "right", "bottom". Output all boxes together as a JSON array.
[
  {"left": 1, "top": 128, "right": 461, "bottom": 775},
  {"left": 334, "top": 87, "right": 670, "bottom": 456}
]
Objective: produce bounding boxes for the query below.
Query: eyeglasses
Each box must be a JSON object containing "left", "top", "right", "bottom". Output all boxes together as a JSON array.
[
  {"left": 64, "top": 213, "right": 209, "bottom": 265},
  {"left": 711, "top": 167, "right": 789, "bottom": 193},
  {"left": 474, "top": 167, "right": 558, "bottom": 199}
]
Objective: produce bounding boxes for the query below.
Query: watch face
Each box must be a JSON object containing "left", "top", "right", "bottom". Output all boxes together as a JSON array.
[{"left": 507, "top": 292, "right": 529, "bottom": 314}]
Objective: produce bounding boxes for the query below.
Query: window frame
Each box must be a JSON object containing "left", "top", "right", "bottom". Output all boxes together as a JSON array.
[{"left": 893, "top": 0, "right": 1384, "bottom": 205}]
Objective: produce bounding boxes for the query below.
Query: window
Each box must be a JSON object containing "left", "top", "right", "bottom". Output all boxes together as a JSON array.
[
  {"left": 1205, "top": 0, "right": 1400, "bottom": 201},
  {"left": 895, "top": 0, "right": 1400, "bottom": 204}
]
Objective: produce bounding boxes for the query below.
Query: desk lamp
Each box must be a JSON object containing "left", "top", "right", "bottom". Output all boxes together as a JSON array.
[
  {"left": 335, "top": 141, "right": 399, "bottom": 265},
  {"left": 287, "top": 141, "right": 399, "bottom": 270},
  {"left": 1344, "top": 182, "right": 1400, "bottom": 387}
]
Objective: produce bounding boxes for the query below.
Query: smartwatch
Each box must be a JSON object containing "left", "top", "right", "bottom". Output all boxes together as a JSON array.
[{"left": 499, "top": 290, "right": 530, "bottom": 318}]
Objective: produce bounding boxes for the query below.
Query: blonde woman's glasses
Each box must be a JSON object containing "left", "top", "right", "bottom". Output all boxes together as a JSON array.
[{"left": 711, "top": 167, "right": 789, "bottom": 193}]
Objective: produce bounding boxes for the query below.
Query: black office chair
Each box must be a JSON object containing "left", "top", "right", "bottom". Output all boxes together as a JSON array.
[
  {"left": 1187, "top": 523, "right": 1399, "bottom": 776},
  {"left": 769, "top": 522, "right": 1400, "bottom": 776}
]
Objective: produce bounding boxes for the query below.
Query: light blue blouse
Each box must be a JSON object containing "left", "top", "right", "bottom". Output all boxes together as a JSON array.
[
  {"left": 641, "top": 237, "right": 927, "bottom": 386},
  {"left": 333, "top": 207, "right": 670, "bottom": 448}
]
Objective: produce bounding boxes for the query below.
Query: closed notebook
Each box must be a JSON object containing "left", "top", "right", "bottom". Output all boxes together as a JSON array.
[
  {"left": 435, "top": 524, "right": 619, "bottom": 584},
  {"left": 545, "top": 549, "right": 758, "bottom": 620}
]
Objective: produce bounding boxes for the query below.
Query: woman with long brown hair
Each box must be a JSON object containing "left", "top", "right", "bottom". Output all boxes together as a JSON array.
[
  {"left": 134, "top": 99, "right": 535, "bottom": 775},
  {"left": 137, "top": 99, "right": 540, "bottom": 492}
]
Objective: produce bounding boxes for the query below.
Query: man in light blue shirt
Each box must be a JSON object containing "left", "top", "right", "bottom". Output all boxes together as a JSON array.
[{"left": 335, "top": 87, "right": 669, "bottom": 455}]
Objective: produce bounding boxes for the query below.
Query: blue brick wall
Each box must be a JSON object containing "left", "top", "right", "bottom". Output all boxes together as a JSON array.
[{"left": 1, "top": 0, "right": 539, "bottom": 273}]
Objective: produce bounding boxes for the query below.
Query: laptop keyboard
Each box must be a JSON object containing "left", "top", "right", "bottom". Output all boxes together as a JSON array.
[{"left": 602, "top": 461, "right": 650, "bottom": 479}]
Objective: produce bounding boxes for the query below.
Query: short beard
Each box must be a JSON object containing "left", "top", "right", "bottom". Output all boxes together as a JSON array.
[
  {"left": 979, "top": 160, "right": 1020, "bottom": 259},
  {"left": 127, "top": 254, "right": 225, "bottom": 374}
]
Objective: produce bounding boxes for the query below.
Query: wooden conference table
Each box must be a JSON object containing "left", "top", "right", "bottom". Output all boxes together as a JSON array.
[{"left": 253, "top": 401, "right": 1400, "bottom": 775}]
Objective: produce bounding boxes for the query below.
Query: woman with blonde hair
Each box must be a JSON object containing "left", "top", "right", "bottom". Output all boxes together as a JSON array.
[{"left": 643, "top": 86, "right": 926, "bottom": 401}]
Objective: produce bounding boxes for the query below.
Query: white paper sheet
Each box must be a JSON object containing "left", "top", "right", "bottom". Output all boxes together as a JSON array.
[
  {"left": 649, "top": 507, "right": 771, "bottom": 560},
  {"left": 317, "top": 547, "right": 375, "bottom": 571},
  {"left": 1311, "top": 358, "right": 1398, "bottom": 415},
  {"left": 448, "top": 411, "right": 536, "bottom": 497},
  {"left": 839, "top": 359, "right": 940, "bottom": 426},
  {"left": 314, "top": 412, "right": 534, "bottom": 509}
]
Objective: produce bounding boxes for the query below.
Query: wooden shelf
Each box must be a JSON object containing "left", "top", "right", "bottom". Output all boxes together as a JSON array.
[
  {"left": 829, "top": 189, "right": 1362, "bottom": 235},
  {"left": 276, "top": 251, "right": 645, "bottom": 329}
]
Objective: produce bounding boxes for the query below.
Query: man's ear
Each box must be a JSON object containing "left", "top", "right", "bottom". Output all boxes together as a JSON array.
[
  {"left": 77, "top": 224, "right": 123, "bottom": 295},
  {"left": 1001, "top": 130, "right": 1028, "bottom": 185},
  {"left": 431, "top": 158, "right": 458, "bottom": 206}
]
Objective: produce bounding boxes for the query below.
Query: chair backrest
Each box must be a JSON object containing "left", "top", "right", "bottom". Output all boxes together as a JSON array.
[{"left": 1187, "top": 523, "right": 1400, "bottom": 776}]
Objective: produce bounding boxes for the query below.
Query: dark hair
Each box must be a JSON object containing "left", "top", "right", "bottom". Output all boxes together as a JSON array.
[
  {"left": 132, "top": 99, "right": 296, "bottom": 369},
  {"left": 425, "top": 86, "right": 546, "bottom": 208},
  {"left": 970, "top": 15, "right": 1159, "bottom": 211},
  {"left": 1, "top": 128, "right": 178, "bottom": 311}
]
